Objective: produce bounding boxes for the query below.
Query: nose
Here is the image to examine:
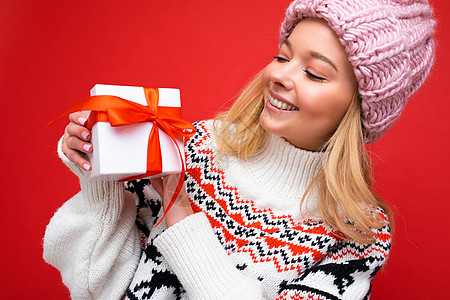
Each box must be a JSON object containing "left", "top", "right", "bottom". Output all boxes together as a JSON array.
[{"left": 270, "top": 62, "right": 296, "bottom": 91}]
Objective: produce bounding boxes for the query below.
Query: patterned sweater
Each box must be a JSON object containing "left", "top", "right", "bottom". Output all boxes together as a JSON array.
[{"left": 44, "top": 120, "right": 391, "bottom": 300}]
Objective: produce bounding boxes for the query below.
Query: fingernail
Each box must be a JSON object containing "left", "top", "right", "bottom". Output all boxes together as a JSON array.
[
  {"left": 83, "top": 163, "right": 91, "bottom": 171},
  {"left": 78, "top": 117, "right": 87, "bottom": 125},
  {"left": 83, "top": 144, "right": 92, "bottom": 152},
  {"left": 81, "top": 131, "right": 89, "bottom": 140}
]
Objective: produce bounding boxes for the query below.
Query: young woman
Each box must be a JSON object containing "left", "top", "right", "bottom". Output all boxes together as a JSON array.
[{"left": 44, "top": 0, "right": 435, "bottom": 299}]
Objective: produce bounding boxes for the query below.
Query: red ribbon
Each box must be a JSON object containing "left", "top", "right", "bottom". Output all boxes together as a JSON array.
[{"left": 50, "top": 87, "right": 196, "bottom": 226}]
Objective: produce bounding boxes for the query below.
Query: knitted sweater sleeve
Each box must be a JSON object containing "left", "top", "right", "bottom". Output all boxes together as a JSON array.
[
  {"left": 43, "top": 139, "right": 142, "bottom": 300},
  {"left": 153, "top": 212, "right": 266, "bottom": 299}
]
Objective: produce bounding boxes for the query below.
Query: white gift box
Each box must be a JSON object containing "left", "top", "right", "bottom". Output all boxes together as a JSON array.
[{"left": 85, "top": 84, "right": 185, "bottom": 181}]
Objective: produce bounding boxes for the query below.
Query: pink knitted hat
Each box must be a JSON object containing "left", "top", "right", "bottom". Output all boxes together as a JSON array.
[{"left": 279, "top": 0, "right": 436, "bottom": 143}]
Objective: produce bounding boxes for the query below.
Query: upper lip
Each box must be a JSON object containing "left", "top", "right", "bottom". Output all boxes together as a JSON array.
[{"left": 269, "top": 90, "right": 297, "bottom": 108}]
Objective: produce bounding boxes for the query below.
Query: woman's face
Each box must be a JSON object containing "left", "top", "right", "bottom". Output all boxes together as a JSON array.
[{"left": 260, "top": 18, "right": 356, "bottom": 151}]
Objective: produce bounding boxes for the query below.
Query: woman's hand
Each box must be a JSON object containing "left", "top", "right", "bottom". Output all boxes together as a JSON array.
[
  {"left": 150, "top": 174, "right": 193, "bottom": 227},
  {"left": 61, "top": 112, "right": 93, "bottom": 171}
]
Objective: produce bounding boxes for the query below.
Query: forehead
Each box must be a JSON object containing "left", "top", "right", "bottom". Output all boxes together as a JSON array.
[{"left": 286, "top": 18, "right": 354, "bottom": 74}]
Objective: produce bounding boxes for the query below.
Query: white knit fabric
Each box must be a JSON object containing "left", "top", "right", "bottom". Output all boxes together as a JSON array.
[
  {"left": 154, "top": 213, "right": 264, "bottom": 299},
  {"left": 43, "top": 139, "right": 142, "bottom": 299}
]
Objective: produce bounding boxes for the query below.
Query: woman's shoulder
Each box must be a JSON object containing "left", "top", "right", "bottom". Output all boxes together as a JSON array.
[
  {"left": 371, "top": 206, "right": 392, "bottom": 249},
  {"left": 367, "top": 206, "right": 392, "bottom": 244},
  {"left": 335, "top": 206, "right": 392, "bottom": 259}
]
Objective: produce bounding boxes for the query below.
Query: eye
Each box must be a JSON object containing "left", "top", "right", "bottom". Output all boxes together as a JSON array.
[
  {"left": 273, "top": 56, "right": 288, "bottom": 63},
  {"left": 303, "top": 69, "right": 325, "bottom": 82}
]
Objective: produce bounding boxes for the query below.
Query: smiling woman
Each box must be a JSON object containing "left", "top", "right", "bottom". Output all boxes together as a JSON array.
[{"left": 43, "top": 0, "right": 436, "bottom": 299}]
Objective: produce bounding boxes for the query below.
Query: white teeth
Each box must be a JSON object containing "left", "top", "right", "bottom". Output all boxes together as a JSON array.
[{"left": 268, "top": 94, "right": 299, "bottom": 111}]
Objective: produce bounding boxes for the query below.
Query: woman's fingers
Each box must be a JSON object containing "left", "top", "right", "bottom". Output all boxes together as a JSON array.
[
  {"left": 62, "top": 112, "right": 93, "bottom": 171},
  {"left": 66, "top": 122, "right": 91, "bottom": 143},
  {"left": 61, "top": 139, "right": 92, "bottom": 171},
  {"left": 65, "top": 134, "right": 92, "bottom": 154},
  {"left": 67, "top": 112, "right": 91, "bottom": 141},
  {"left": 64, "top": 114, "right": 92, "bottom": 153},
  {"left": 69, "top": 111, "right": 88, "bottom": 126}
]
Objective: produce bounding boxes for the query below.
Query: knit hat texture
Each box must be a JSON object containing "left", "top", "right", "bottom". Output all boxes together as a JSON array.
[{"left": 280, "top": 0, "right": 436, "bottom": 143}]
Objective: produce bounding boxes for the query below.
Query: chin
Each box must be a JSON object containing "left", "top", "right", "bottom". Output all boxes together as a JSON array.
[{"left": 259, "top": 110, "right": 284, "bottom": 137}]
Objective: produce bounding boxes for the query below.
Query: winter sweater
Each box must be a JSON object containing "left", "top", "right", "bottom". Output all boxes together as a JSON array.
[{"left": 43, "top": 120, "right": 391, "bottom": 300}]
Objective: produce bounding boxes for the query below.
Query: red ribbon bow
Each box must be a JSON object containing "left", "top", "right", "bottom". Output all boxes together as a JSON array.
[{"left": 50, "top": 87, "right": 196, "bottom": 226}]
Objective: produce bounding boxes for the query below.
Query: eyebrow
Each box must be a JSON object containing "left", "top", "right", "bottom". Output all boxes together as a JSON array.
[
  {"left": 310, "top": 51, "right": 338, "bottom": 72},
  {"left": 283, "top": 40, "right": 339, "bottom": 72}
]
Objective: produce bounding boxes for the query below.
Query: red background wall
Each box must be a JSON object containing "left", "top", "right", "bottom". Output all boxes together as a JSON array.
[{"left": 1, "top": 1, "right": 449, "bottom": 299}]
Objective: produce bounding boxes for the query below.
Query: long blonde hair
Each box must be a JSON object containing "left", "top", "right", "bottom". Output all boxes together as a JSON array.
[{"left": 213, "top": 71, "right": 393, "bottom": 244}]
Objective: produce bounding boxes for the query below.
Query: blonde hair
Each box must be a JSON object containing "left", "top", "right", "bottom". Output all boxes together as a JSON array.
[{"left": 213, "top": 71, "right": 393, "bottom": 244}]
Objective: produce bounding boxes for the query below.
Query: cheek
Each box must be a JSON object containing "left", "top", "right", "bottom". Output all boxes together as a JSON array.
[{"left": 296, "top": 86, "right": 352, "bottom": 123}]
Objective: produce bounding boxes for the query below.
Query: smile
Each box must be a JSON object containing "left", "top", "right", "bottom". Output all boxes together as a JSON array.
[{"left": 267, "top": 94, "right": 299, "bottom": 111}]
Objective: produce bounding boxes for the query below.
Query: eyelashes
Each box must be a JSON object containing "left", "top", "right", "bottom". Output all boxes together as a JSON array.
[
  {"left": 273, "top": 56, "right": 288, "bottom": 63},
  {"left": 302, "top": 69, "right": 325, "bottom": 82},
  {"left": 272, "top": 56, "right": 326, "bottom": 82}
]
